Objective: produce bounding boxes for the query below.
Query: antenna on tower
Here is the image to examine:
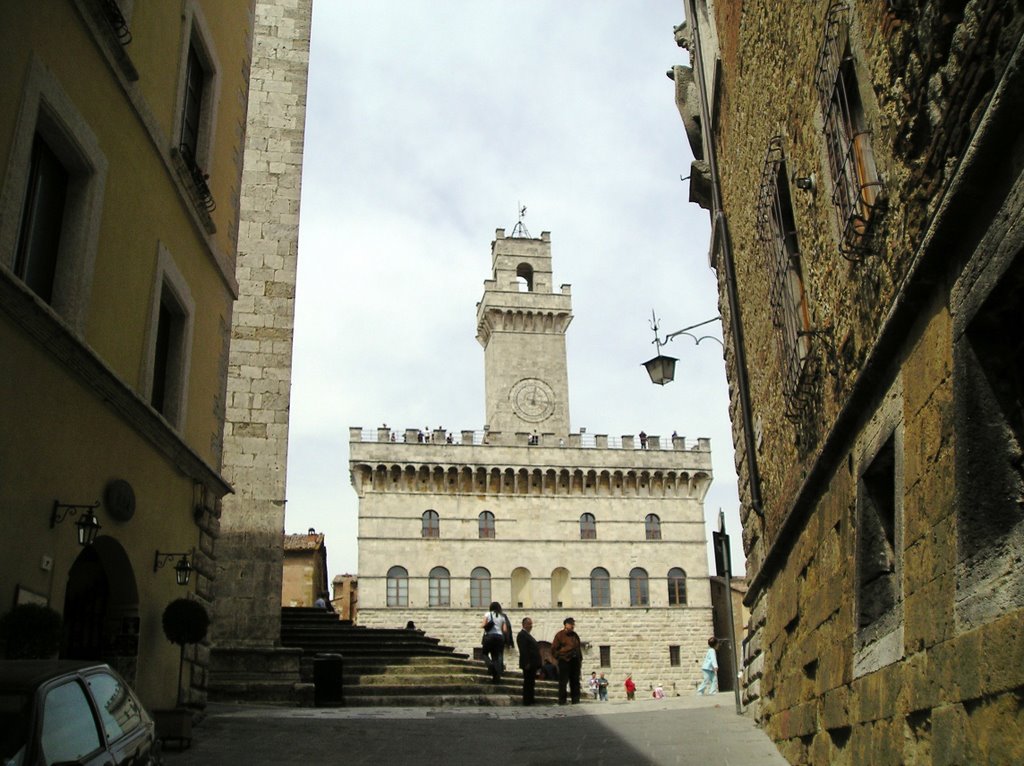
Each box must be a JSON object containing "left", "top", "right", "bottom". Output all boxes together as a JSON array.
[{"left": 509, "top": 203, "right": 531, "bottom": 238}]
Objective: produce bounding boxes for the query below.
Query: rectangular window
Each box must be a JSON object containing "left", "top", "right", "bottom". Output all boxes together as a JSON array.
[
  {"left": 14, "top": 135, "right": 68, "bottom": 304},
  {"left": 815, "top": 1, "right": 884, "bottom": 256},
  {"left": 853, "top": 392, "right": 904, "bottom": 678},
  {"left": 858, "top": 435, "right": 898, "bottom": 629},
  {"left": 758, "top": 137, "right": 814, "bottom": 418},
  {"left": 149, "top": 284, "right": 189, "bottom": 424},
  {"left": 669, "top": 646, "right": 681, "bottom": 667},
  {"left": 180, "top": 42, "right": 205, "bottom": 164},
  {"left": 955, "top": 250, "right": 1024, "bottom": 628},
  {"left": 599, "top": 646, "right": 611, "bottom": 668}
]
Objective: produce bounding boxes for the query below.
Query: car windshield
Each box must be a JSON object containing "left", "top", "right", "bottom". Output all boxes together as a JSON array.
[{"left": 0, "top": 691, "right": 30, "bottom": 765}]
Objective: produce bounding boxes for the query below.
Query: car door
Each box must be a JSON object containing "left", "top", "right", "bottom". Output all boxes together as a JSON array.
[
  {"left": 37, "top": 678, "right": 110, "bottom": 766},
  {"left": 83, "top": 671, "right": 153, "bottom": 765}
]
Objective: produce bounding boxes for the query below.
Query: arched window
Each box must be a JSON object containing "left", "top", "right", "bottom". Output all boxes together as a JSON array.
[
  {"left": 645, "top": 514, "right": 662, "bottom": 540},
  {"left": 668, "top": 567, "right": 687, "bottom": 605},
  {"left": 470, "top": 566, "right": 491, "bottom": 608},
  {"left": 386, "top": 566, "right": 408, "bottom": 607},
  {"left": 516, "top": 262, "right": 534, "bottom": 291},
  {"left": 428, "top": 566, "right": 450, "bottom": 607},
  {"left": 478, "top": 511, "right": 495, "bottom": 539},
  {"left": 629, "top": 567, "right": 649, "bottom": 606},
  {"left": 580, "top": 513, "right": 597, "bottom": 540},
  {"left": 421, "top": 510, "right": 439, "bottom": 538},
  {"left": 590, "top": 567, "right": 610, "bottom": 607}
]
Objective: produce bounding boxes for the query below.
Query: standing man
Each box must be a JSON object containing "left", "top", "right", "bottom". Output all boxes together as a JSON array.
[
  {"left": 516, "top": 617, "right": 542, "bottom": 705},
  {"left": 551, "top": 617, "right": 582, "bottom": 704}
]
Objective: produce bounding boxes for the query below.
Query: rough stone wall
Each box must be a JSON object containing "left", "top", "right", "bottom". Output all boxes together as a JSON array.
[
  {"left": 358, "top": 607, "right": 713, "bottom": 699},
  {"left": 213, "top": 0, "right": 312, "bottom": 650},
  {"left": 684, "top": 0, "right": 1024, "bottom": 762}
]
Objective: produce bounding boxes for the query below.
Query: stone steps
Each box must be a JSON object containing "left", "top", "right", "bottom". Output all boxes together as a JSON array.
[{"left": 280, "top": 607, "right": 557, "bottom": 706}]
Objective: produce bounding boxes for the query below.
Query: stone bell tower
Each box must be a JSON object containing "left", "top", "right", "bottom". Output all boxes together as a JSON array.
[{"left": 475, "top": 228, "right": 573, "bottom": 437}]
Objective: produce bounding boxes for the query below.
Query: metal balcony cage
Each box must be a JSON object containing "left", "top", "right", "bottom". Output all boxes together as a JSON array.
[{"left": 815, "top": 1, "right": 885, "bottom": 259}]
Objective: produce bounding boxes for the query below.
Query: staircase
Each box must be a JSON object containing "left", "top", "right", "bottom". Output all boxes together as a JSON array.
[{"left": 281, "top": 607, "right": 560, "bottom": 706}]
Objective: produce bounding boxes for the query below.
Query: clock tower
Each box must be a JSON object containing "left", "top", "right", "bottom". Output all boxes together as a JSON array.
[{"left": 476, "top": 228, "right": 573, "bottom": 436}]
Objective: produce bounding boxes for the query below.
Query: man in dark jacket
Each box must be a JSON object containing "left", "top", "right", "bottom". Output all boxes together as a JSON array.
[
  {"left": 551, "top": 617, "right": 582, "bottom": 704},
  {"left": 516, "top": 617, "right": 543, "bottom": 705}
]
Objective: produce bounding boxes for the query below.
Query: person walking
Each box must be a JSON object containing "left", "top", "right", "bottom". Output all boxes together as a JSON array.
[
  {"left": 597, "top": 672, "right": 609, "bottom": 701},
  {"left": 588, "top": 672, "right": 599, "bottom": 700},
  {"left": 516, "top": 617, "right": 542, "bottom": 705},
  {"left": 481, "top": 602, "right": 510, "bottom": 683},
  {"left": 697, "top": 637, "right": 719, "bottom": 695},
  {"left": 624, "top": 674, "right": 636, "bottom": 700},
  {"left": 551, "top": 617, "right": 582, "bottom": 704}
]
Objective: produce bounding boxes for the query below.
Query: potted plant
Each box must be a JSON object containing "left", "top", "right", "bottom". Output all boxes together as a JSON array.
[
  {"left": 155, "top": 598, "right": 210, "bottom": 749},
  {"left": 0, "top": 604, "right": 62, "bottom": 659}
]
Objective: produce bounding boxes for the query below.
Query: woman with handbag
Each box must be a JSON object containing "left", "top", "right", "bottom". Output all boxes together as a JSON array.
[{"left": 481, "top": 601, "right": 510, "bottom": 682}]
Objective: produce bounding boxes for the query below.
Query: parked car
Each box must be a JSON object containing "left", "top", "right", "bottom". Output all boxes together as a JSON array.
[{"left": 0, "top": 660, "right": 159, "bottom": 765}]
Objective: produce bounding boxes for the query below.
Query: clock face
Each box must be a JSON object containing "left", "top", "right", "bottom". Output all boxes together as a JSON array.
[{"left": 510, "top": 378, "right": 556, "bottom": 422}]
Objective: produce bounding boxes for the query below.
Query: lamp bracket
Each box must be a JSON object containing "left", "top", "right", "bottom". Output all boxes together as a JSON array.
[
  {"left": 51, "top": 501, "right": 101, "bottom": 528},
  {"left": 154, "top": 548, "right": 194, "bottom": 572},
  {"left": 649, "top": 311, "right": 723, "bottom": 353}
]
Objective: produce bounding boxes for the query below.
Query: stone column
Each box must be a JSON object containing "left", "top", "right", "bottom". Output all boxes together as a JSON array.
[{"left": 213, "top": 0, "right": 312, "bottom": 653}]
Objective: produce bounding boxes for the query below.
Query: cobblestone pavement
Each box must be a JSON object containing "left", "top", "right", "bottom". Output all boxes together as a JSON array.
[{"left": 162, "top": 695, "right": 788, "bottom": 765}]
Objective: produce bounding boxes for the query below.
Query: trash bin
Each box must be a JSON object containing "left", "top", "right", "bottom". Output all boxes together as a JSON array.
[{"left": 313, "top": 653, "right": 344, "bottom": 706}]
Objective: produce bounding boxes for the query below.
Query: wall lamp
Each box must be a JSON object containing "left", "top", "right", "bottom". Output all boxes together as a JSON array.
[
  {"left": 154, "top": 548, "right": 195, "bottom": 586},
  {"left": 51, "top": 501, "right": 102, "bottom": 546},
  {"left": 793, "top": 172, "right": 816, "bottom": 194},
  {"left": 642, "top": 311, "right": 723, "bottom": 385}
]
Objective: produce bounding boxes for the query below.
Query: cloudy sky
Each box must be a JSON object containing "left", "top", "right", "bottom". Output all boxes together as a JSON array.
[{"left": 284, "top": 2, "right": 745, "bottom": 579}]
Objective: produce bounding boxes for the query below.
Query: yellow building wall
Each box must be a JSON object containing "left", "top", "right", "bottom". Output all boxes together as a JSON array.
[{"left": 0, "top": 0, "right": 255, "bottom": 711}]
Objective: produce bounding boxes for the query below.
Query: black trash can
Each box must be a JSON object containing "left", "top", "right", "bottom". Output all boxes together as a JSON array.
[{"left": 313, "top": 653, "right": 344, "bottom": 706}]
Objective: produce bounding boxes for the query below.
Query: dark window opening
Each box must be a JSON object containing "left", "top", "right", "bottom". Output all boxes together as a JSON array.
[
  {"left": 478, "top": 511, "right": 495, "bottom": 539},
  {"left": 428, "top": 566, "right": 450, "bottom": 607},
  {"left": 667, "top": 567, "right": 687, "bottom": 606},
  {"left": 857, "top": 435, "right": 898, "bottom": 628},
  {"left": 516, "top": 263, "right": 534, "bottom": 291},
  {"left": 421, "top": 510, "right": 439, "bottom": 538},
  {"left": 629, "top": 568, "right": 649, "bottom": 607},
  {"left": 386, "top": 566, "right": 408, "bottom": 607},
  {"left": 815, "top": 3, "right": 884, "bottom": 256},
  {"left": 590, "top": 568, "right": 610, "bottom": 607},
  {"left": 669, "top": 645, "right": 681, "bottom": 666},
  {"left": 958, "top": 252, "right": 1024, "bottom": 567},
  {"left": 645, "top": 514, "right": 662, "bottom": 540},
  {"left": 15, "top": 135, "right": 68, "bottom": 304},
  {"left": 150, "top": 285, "right": 187, "bottom": 421},
  {"left": 758, "top": 137, "right": 814, "bottom": 419},
  {"left": 580, "top": 513, "right": 596, "bottom": 540},
  {"left": 599, "top": 646, "right": 611, "bottom": 668},
  {"left": 180, "top": 42, "right": 205, "bottom": 163},
  {"left": 470, "top": 567, "right": 491, "bottom": 608}
]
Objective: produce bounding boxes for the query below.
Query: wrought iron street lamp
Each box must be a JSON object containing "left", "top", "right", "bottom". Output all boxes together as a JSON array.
[
  {"left": 51, "top": 501, "right": 102, "bottom": 546},
  {"left": 154, "top": 549, "right": 195, "bottom": 586},
  {"left": 642, "top": 311, "right": 723, "bottom": 385}
]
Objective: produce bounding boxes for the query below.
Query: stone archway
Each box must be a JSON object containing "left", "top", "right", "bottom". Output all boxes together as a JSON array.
[{"left": 61, "top": 537, "right": 140, "bottom": 683}]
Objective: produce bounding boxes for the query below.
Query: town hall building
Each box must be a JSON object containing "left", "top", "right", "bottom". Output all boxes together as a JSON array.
[{"left": 350, "top": 228, "right": 716, "bottom": 696}]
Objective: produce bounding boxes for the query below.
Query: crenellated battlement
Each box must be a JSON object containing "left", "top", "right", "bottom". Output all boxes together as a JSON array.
[{"left": 349, "top": 426, "right": 711, "bottom": 452}]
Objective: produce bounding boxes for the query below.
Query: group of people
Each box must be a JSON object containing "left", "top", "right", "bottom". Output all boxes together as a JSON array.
[
  {"left": 587, "top": 672, "right": 609, "bottom": 700},
  {"left": 480, "top": 604, "right": 720, "bottom": 705}
]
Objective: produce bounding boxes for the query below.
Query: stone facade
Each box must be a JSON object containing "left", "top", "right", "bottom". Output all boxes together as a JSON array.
[
  {"left": 677, "top": 0, "right": 1024, "bottom": 762},
  {"left": 353, "top": 230, "right": 716, "bottom": 696},
  {"left": 281, "top": 531, "right": 328, "bottom": 607},
  {"left": 213, "top": 0, "right": 312, "bottom": 653}
]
